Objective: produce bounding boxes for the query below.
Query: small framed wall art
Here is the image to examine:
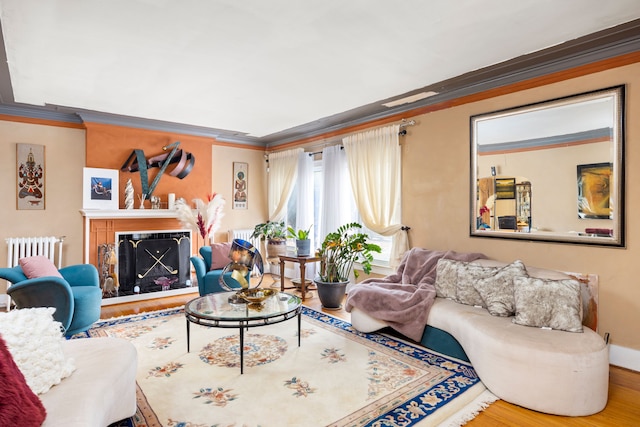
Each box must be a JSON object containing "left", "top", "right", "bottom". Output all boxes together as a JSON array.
[
  {"left": 83, "top": 167, "right": 119, "bottom": 210},
  {"left": 495, "top": 178, "right": 516, "bottom": 199},
  {"left": 233, "top": 162, "right": 248, "bottom": 210},
  {"left": 577, "top": 162, "right": 612, "bottom": 219},
  {"left": 16, "top": 143, "right": 46, "bottom": 210}
]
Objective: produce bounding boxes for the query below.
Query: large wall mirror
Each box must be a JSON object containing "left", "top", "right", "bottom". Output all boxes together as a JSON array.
[{"left": 470, "top": 85, "right": 625, "bottom": 246}]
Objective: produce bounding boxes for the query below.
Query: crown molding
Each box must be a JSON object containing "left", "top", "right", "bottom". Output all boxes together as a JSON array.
[
  {"left": 263, "top": 19, "right": 640, "bottom": 148},
  {"left": 74, "top": 110, "right": 263, "bottom": 147}
]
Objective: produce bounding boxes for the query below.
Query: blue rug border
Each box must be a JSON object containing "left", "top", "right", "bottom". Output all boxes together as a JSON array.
[{"left": 83, "top": 305, "right": 483, "bottom": 427}]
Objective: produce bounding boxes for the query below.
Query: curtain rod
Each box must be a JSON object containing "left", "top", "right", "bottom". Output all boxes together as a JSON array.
[
  {"left": 307, "top": 119, "right": 417, "bottom": 156},
  {"left": 308, "top": 146, "right": 343, "bottom": 156}
]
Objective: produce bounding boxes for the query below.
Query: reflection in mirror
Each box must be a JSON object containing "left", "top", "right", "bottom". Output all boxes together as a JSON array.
[{"left": 470, "top": 85, "right": 624, "bottom": 246}]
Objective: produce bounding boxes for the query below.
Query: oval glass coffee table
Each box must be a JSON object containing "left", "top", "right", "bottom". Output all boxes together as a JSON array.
[{"left": 185, "top": 291, "right": 302, "bottom": 374}]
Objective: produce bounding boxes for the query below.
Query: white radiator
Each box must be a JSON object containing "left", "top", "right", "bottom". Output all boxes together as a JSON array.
[
  {"left": 228, "top": 229, "right": 259, "bottom": 249},
  {"left": 4, "top": 236, "right": 65, "bottom": 310},
  {"left": 6, "top": 236, "right": 64, "bottom": 268}
]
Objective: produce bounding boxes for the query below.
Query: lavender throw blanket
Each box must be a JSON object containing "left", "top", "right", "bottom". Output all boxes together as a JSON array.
[{"left": 345, "top": 248, "right": 486, "bottom": 341}]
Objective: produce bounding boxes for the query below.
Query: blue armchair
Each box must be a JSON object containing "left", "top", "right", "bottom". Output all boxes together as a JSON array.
[
  {"left": 190, "top": 246, "right": 249, "bottom": 295},
  {"left": 0, "top": 264, "right": 102, "bottom": 337}
]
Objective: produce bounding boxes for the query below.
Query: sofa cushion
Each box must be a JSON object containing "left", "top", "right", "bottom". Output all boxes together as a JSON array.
[
  {"left": 18, "top": 256, "right": 62, "bottom": 279},
  {"left": 455, "top": 263, "right": 487, "bottom": 307},
  {"left": 39, "top": 338, "right": 138, "bottom": 426},
  {"left": 210, "top": 242, "right": 232, "bottom": 270},
  {"left": 512, "top": 276, "right": 583, "bottom": 332},
  {"left": 451, "top": 260, "right": 526, "bottom": 308},
  {"left": 472, "top": 260, "right": 527, "bottom": 316},
  {"left": 434, "top": 258, "right": 459, "bottom": 299},
  {"left": 0, "top": 307, "right": 76, "bottom": 394},
  {"left": 0, "top": 334, "right": 46, "bottom": 426}
]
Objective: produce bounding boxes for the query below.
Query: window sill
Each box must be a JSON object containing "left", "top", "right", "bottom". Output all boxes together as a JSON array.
[{"left": 354, "top": 261, "right": 393, "bottom": 276}]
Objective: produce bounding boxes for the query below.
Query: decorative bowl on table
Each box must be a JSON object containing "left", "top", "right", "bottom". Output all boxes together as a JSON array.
[{"left": 237, "top": 288, "right": 277, "bottom": 310}]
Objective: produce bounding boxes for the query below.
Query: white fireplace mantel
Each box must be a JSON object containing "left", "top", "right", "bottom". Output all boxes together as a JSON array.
[{"left": 80, "top": 209, "right": 180, "bottom": 219}]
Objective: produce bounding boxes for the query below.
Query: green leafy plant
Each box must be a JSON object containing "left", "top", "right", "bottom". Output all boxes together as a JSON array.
[
  {"left": 287, "top": 225, "right": 312, "bottom": 240},
  {"left": 317, "top": 222, "right": 381, "bottom": 283},
  {"left": 250, "top": 221, "right": 286, "bottom": 241}
]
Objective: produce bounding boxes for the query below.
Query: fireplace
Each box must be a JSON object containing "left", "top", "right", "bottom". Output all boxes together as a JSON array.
[
  {"left": 115, "top": 230, "right": 192, "bottom": 296},
  {"left": 81, "top": 209, "right": 199, "bottom": 305}
]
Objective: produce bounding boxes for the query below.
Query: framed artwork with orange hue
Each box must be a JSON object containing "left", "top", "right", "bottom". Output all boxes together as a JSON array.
[
  {"left": 16, "top": 143, "right": 45, "bottom": 210},
  {"left": 577, "top": 163, "right": 612, "bottom": 219}
]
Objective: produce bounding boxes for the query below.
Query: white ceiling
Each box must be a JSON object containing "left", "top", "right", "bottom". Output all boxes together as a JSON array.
[{"left": 1, "top": 0, "right": 639, "bottom": 141}]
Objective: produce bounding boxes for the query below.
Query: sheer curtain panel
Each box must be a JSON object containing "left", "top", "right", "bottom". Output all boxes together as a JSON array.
[
  {"left": 296, "top": 151, "right": 315, "bottom": 279},
  {"left": 319, "top": 145, "right": 355, "bottom": 242},
  {"left": 267, "top": 148, "right": 302, "bottom": 222}
]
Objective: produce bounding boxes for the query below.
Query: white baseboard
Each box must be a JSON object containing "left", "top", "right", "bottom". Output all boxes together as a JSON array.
[
  {"left": 609, "top": 344, "right": 640, "bottom": 372},
  {"left": 0, "top": 293, "right": 6, "bottom": 308}
]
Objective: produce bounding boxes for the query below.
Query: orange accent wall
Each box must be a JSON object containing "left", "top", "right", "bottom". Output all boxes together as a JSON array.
[
  {"left": 85, "top": 122, "right": 214, "bottom": 207},
  {"left": 86, "top": 217, "right": 193, "bottom": 267}
]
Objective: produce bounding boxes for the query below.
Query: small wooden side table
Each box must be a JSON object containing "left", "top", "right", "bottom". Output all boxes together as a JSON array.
[{"left": 279, "top": 254, "right": 322, "bottom": 300}]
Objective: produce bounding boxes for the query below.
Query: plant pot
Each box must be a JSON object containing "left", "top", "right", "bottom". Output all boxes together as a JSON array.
[
  {"left": 266, "top": 238, "right": 287, "bottom": 259},
  {"left": 313, "top": 278, "right": 348, "bottom": 310},
  {"left": 295, "top": 239, "right": 311, "bottom": 257}
]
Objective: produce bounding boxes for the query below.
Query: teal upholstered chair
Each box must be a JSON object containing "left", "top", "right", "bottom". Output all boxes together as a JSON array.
[
  {"left": 190, "top": 245, "right": 250, "bottom": 295},
  {"left": 0, "top": 264, "right": 102, "bottom": 337}
]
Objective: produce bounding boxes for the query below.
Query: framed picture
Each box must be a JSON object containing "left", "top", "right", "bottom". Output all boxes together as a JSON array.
[
  {"left": 495, "top": 178, "right": 516, "bottom": 199},
  {"left": 83, "top": 167, "right": 119, "bottom": 210},
  {"left": 16, "top": 143, "right": 46, "bottom": 210},
  {"left": 577, "top": 163, "right": 612, "bottom": 219},
  {"left": 233, "top": 162, "right": 248, "bottom": 210}
]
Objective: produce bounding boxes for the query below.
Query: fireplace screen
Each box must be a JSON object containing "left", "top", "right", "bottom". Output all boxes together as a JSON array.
[{"left": 117, "top": 231, "right": 191, "bottom": 296}]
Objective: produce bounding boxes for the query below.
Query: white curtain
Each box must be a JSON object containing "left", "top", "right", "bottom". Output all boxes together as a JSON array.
[
  {"left": 268, "top": 148, "right": 303, "bottom": 221},
  {"left": 296, "top": 150, "right": 315, "bottom": 279},
  {"left": 343, "top": 124, "right": 409, "bottom": 267},
  {"left": 296, "top": 150, "right": 314, "bottom": 246},
  {"left": 319, "top": 145, "right": 354, "bottom": 242}
]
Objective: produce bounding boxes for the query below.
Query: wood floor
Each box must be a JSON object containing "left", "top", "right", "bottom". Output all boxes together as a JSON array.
[{"left": 101, "top": 282, "right": 640, "bottom": 427}]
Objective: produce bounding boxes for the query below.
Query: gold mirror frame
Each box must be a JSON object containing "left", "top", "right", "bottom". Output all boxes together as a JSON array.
[{"left": 470, "top": 85, "right": 625, "bottom": 247}]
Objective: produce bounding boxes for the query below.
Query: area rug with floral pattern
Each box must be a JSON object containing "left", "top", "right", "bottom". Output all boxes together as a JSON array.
[{"left": 76, "top": 306, "right": 497, "bottom": 426}]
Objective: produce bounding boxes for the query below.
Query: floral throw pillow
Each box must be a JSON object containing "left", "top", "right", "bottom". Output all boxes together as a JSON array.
[
  {"left": 434, "top": 258, "right": 459, "bottom": 299},
  {"left": 472, "top": 260, "right": 528, "bottom": 316},
  {"left": 512, "top": 276, "right": 583, "bottom": 332}
]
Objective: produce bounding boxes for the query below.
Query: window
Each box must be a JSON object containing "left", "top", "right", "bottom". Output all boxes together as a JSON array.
[
  {"left": 287, "top": 155, "right": 393, "bottom": 265},
  {"left": 360, "top": 225, "right": 392, "bottom": 266}
]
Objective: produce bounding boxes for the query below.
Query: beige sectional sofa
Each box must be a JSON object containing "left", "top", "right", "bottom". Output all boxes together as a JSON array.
[
  {"left": 350, "top": 259, "right": 609, "bottom": 417},
  {"left": 41, "top": 337, "right": 138, "bottom": 426}
]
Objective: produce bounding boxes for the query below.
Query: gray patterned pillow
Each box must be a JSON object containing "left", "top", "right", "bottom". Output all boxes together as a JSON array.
[
  {"left": 472, "top": 260, "right": 527, "bottom": 316},
  {"left": 512, "top": 276, "right": 583, "bottom": 332},
  {"left": 456, "top": 261, "right": 527, "bottom": 307},
  {"left": 455, "top": 263, "right": 488, "bottom": 307},
  {"left": 434, "top": 258, "right": 459, "bottom": 299}
]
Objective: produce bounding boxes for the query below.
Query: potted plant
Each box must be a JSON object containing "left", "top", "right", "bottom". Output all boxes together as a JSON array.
[
  {"left": 251, "top": 221, "right": 287, "bottom": 259},
  {"left": 287, "top": 224, "right": 313, "bottom": 257},
  {"left": 314, "top": 222, "right": 381, "bottom": 309}
]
